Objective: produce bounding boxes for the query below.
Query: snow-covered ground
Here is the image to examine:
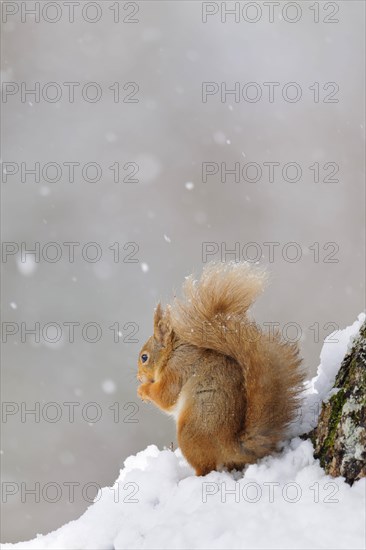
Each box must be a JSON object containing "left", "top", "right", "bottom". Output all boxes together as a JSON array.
[{"left": 3, "top": 313, "right": 365, "bottom": 550}]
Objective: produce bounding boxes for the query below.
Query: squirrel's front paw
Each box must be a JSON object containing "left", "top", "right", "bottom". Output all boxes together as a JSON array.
[{"left": 137, "top": 383, "right": 151, "bottom": 402}]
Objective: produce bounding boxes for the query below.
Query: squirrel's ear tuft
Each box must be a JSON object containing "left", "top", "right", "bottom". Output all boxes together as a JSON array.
[
  {"left": 154, "top": 303, "right": 172, "bottom": 347},
  {"left": 154, "top": 302, "right": 163, "bottom": 333}
]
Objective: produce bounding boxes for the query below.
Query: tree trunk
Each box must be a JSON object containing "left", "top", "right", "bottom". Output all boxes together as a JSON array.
[{"left": 309, "top": 320, "right": 366, "bottom": 484}]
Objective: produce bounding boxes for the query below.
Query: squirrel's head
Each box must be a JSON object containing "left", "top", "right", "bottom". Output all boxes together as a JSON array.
[{"left": 137, "top": 303, "right": 175, "bottom": 384}]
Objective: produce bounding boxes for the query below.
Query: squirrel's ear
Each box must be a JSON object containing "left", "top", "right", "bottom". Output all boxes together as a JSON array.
[
  {"left": 154, "top": 303, "right": 172, "bottom": 347},
  {"left": 153, "top": 303, "right": 163, "bottom": 336}
]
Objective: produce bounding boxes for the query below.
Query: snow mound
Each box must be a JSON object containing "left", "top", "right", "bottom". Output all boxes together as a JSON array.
[{"left": 3, "top": 313, "right": 365, "bottom": 550}]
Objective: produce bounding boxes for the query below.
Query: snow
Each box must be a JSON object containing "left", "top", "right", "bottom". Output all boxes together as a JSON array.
[
  {"left": 3, "top": 313, "right": 365, "bottom": 550},
  {"left": 101, "top": 379, "right": 117, "bottom": 395},
  {"left": 39, "top": 186, "right": 51, "bottom": 197},
  {"left": 16, "top": 255, "right": 37, "bottom": 276},
  {"left": 213, "top": 131, "right": 227, "bottom": 145}
]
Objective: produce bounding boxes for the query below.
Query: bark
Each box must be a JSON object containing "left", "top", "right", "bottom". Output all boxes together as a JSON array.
[{"left": 309, "top": 320, "right": 366, "bottom": 485}]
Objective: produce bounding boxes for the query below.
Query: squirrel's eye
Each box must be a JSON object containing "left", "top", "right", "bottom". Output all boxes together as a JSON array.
[{"left": 141, "top": 353, "right": 148, "bottom": 363}]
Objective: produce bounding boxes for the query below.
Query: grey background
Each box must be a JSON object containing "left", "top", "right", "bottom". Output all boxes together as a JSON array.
[{"left": 1, "top": 0, "right": 365, "bottom": 543}]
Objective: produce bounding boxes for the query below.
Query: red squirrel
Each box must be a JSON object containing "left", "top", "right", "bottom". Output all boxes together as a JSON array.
[{"left": 137, "top": 262, "right": 305, "bottom": 476}]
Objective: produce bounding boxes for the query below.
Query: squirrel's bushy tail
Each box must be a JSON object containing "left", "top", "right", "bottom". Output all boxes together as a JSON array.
[
  {"left": 170, "top": 261, "right": 267, "bottom": 357},
  {"left": 171, "top": 261, "right": 305, "bottom": 458}
]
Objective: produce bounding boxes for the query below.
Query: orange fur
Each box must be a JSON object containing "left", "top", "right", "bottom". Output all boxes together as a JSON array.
[{"left": 137, "top": 262, "right": 305, "bottom": 476}]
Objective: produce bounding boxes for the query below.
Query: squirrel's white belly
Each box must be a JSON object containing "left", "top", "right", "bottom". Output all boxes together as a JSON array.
[{"left": 167, "top": 392, "right": 186, "bottom": 421}]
